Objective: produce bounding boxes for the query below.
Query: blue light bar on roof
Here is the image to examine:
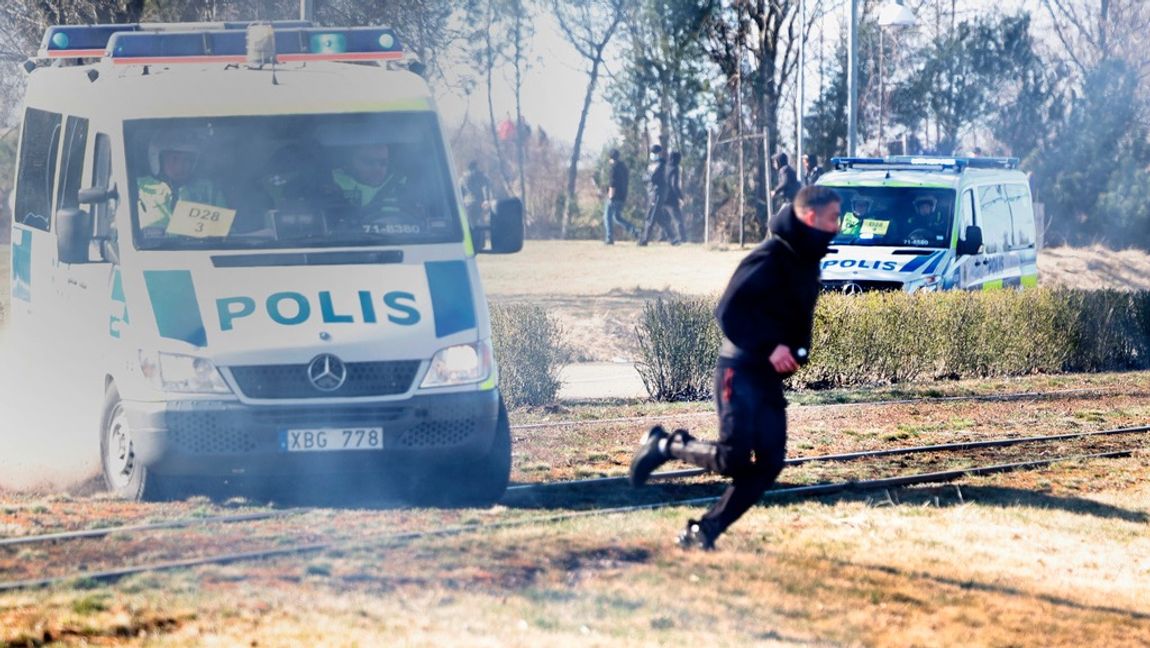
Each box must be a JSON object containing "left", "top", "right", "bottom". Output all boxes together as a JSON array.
[
  {"left": 887, "top": 155, "right": 1020, "bottom": 170},
  {"left": 40, "top": 24, "right": 140, "bottom": 58},
  {"left": 37, "top": 21, "right": 314, "bottom": 59},
  {"left": 106, "top": 26, "right": 404, "bottom": 65},
  {"left": 832, "top": 156, "right": 1019, "bottom": 172}
]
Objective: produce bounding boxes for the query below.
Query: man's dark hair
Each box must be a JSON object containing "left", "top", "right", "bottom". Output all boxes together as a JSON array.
[
  {"left": 651, "top": 144, "right": 663, "bottom": 155},
  {"left": 773, "top": 152, "right": 789, "bottom": 167},
  {"left": 794, "top": 185, "right": 841, "bottom": 212},
  {"left": 609, "top": 149, "right": 620, "bottom": 161},
  {"left": 804, "top": 153, "right": 818, "bottom": 166},
  {"left": 670, "top": 150, "right": 681, "bottom": 164}
]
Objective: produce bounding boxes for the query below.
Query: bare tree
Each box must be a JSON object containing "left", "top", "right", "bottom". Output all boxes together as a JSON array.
[
  {"left": 1039, "top": 0, "right": 1150, "bottom": 114},
  {"left": 550, "top": 0, "right": 627, "bottom": 237},
  {"left": 705, "top": 0, "right": 826, "bottom": 234}
]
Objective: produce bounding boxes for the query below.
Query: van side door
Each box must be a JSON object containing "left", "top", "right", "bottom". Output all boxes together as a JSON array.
[
  {"left": 1003, "top": 182, "right": 1038, "bottom": 288},
  {"left": 972, "top": 184, "right": 1015, "bottom": 290},
  {"left": 56, "top": 120, "right": 119, "bottom": 349},
  {"left": 956, "top": 188, "right": 984, "bottom": 290}
]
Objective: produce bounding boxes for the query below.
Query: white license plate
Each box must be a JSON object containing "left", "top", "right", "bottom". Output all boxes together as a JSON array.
[{"left": 281, "top": 428, "right": 384, "bottom": 452}]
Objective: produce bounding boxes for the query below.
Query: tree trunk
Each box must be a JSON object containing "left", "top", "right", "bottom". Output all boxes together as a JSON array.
[
  {"left": 513, "top": 6, "right": 528, "bottom": 201},
  {"left": 483, "top": 9, "right": 513, "bottom": 196},
  {"left": 561, "top": 53, "right": 602, "bottom": 239}
]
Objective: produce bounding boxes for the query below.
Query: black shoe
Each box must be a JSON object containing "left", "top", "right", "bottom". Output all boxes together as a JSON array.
[
  {"left": 629, "top": 425, "right": 669, "bottom": 487},
  {"left": 677, "top": 519, "right": 716, "bottom": 551}
]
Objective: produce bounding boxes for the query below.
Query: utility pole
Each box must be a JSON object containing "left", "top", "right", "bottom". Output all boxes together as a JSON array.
[
  {"left": 847, "top": 0, "right": 858, "bottom": 156},
  {"left": 796, "top": 0, "right": 805, "bottom": 176},
  {"left": 704, "top": 129, "right": 712, "bottom": 245},
  {"left": 300, "top": 0, "right": 314, "bottom": 22}
]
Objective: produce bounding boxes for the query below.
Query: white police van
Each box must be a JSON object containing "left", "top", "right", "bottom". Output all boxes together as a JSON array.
[
  {"left": 8, "top": 22, "right": 524, "bottom": 504},
  {"left": 817, "top": 156, "right": 1038, "bottom": 293}
]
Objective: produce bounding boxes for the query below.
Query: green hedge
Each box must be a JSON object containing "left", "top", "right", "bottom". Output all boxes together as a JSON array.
[
  {"left": 489, "top": 303, "right": 567, "bottom": 407},
  {"left": 634, "top": 289, "right": 1150, "bottom": 399}
]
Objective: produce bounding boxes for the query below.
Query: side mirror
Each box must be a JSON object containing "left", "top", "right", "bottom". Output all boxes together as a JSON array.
[
  {"left": 56, "top": 208, "right": 93, "bottom": 264},
  {"left": 957, "top": 225, "right": 983, "bottom": 256},
  {"left": 78, "top": 184, "right": 118, "bottom": 205},
  {"left": 485, "top": 197, "right": 524, "bottom": 254}
]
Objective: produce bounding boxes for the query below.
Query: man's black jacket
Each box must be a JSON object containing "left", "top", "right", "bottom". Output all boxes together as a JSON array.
[
  {"left": 773, "top": 164, "right": 801, "bottom": 203},
  {"left": 609, "top": 160, "right": 629, "bottom": 204},
  {"left": 716, "top": 204, "right": 832, "bottom": 374}
]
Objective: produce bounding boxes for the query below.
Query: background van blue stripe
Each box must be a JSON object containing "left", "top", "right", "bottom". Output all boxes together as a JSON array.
[
  {"left": 425, "top": 261, "right": 476, "bottom": 338},
  {"left": 900, "top": 251, "right": 939, "bottom": 273},
  {"left": 921, "top": 251, "right": 946, "bottom": 274},
  {"left": 144, "top": 270, "right": 207, "bottom": 347}
]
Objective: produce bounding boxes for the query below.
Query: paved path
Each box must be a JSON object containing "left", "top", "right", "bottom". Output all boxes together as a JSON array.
[{"left": 557, "top": 362, "right": 646, "bottom": 400}]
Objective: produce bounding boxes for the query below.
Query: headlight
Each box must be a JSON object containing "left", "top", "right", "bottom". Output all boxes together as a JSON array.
[
  {"left": 140, "top": 351, "right": 231, "bottom": 394},
  {"left": 906, "top": 275, "right": 942, "bottom": 293},
  {"left": 420, "top": 341, "right": 492, "bottom": 388}
]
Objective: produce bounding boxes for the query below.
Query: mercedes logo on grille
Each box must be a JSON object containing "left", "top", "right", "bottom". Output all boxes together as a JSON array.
[
  {"left": 841, "top": 282, "right": 864, "bottom": 295},
  {"left": 307, "top": 354, "right": 348, "bottom": 392}
]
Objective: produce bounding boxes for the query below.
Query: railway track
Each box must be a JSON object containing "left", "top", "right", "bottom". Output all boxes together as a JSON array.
[
  {"left": 508, "top": 386, "right": 1130, "bottom": 431},
  {"left": 1, "top": 423, "right": 1146, "bottom": 593}
]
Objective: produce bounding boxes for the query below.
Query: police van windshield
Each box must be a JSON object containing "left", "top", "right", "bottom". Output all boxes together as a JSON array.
[
  {"left": 825, "top": 186, "right": 956, "bottom": 248},
  {"left": 126, "top": 112, "right": 462, "bottom": 250}
]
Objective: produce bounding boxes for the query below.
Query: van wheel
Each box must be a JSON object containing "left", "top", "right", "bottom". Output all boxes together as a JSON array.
[
  {"left": 459, "top": 400, "right": 512, "bottom": 506},
  {"left": 100, "top": 387, "right": 175, "bottom": 501},
  {"left": 404, "top": 400, "right": 511, "bottom": 508}
]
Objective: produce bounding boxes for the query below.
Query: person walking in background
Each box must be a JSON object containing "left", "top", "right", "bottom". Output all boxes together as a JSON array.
[
  {"left": 639, "top": 144, "right": 681, "bottom": 246},
  {"left": 771, "top": 152, "right": 801, "bottom": 208},
  {"left": 628, "top": 185, "right": 842, "bottom": 550},
  {"left": 665, "top": 150, "right": 688, "bottom": 243},
  {"left": 460, "top": 160, "right": 493, "bottom": 248},
  {"left": 603, "top": 149, "right": 639, "bottom": 244},
  {"left": 802, "top": 154, "right": 824, "bottom": 186}
]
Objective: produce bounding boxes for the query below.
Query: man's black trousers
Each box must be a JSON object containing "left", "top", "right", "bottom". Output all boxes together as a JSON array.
[
  {"left": 640, "top": 200, "right": 679, "bottom": 244},
  {"left": 669, "top": 360, "right": 787, "bottom": 538}
]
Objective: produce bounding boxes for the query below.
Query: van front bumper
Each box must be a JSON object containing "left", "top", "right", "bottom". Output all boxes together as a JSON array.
[{"left": 123, "top": 390, "right": 501, "bottom": 477}]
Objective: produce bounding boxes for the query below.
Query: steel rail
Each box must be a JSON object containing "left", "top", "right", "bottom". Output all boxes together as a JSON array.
[
  {"left": 3, "top": 423, "right": 1144, "bottom": 552},
  {"left": 506, "top": 424, "right": 1150, "bottom": 492},
  {"left": 509, "top": 386, "right": 1113, "bottom": 431},
  {"left": 0, "top": 449, "right": 1132, "bottom": 593},
  {"left": 0, "top": 510, "right": 303, "bottom": 549}
]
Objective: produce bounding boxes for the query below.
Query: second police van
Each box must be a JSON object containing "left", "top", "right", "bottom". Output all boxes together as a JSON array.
[
  {"left": 8, "top": 22, "right": 524, "bottom": 504},
  {"left": 817, "top": 156, "right": 1038, "bottom": 293}
]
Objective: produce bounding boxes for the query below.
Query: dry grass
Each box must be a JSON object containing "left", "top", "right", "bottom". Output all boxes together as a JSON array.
[
  {"left": 2, "top": 372, "right": 1150, "bottom": 645},
  {"left": 3, "top": 456, "right": 1149, "bottom": 646}
]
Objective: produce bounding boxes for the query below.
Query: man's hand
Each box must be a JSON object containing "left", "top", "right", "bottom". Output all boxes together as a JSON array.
[{"left": 769, "top": 344, "right": 800, "bottom": 375}]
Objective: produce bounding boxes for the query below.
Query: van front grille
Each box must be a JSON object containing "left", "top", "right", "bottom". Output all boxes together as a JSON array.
[
  {"left": 229, "top": 360, "right": 421, "bottom": 399},
  {"left": 821, "top": 280, "right": 904, "bottom": 294}
]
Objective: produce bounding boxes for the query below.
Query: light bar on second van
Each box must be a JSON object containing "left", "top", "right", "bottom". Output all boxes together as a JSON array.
[
  {"left": 105, "top": 27, "right": 404, "bottom": 65},
  {"left": 832, "top": 156, "right": 1020, "bottom": 172}
]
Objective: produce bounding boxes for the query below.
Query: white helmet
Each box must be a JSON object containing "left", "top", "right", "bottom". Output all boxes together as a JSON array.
[{"left": 148, "top": 131, "right": 203, "bottom": 176}]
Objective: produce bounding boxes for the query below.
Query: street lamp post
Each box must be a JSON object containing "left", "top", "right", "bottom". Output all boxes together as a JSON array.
[
  {"left": 877, "top": 1, "right": 916, "bottom": 155},
  {"left": 847, "top": 0, "right": 915, "bottom": 158},
  {"left": 847, "top": 0, "right": 858, "bottom": 156}
]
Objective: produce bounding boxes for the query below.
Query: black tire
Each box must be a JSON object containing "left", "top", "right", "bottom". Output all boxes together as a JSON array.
[
  {"left": 100, "top": 385, "right": 177, "bottom": 501},
  {"left": 404, "top": 399, "right": 512, "bottom": 508}
]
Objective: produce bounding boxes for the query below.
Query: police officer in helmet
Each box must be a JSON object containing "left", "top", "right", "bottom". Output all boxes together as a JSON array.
[{"left": 137, "top": 131, "right": 225, "bottom": 233}]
